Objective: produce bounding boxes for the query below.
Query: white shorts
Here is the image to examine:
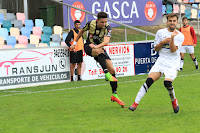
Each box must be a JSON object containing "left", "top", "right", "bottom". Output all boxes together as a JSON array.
[
  {"left": 180, "top": 45, "right": 194, "bottom": 54},
  {"left": 149, "top": 62, "right": 178, "bottom": 81}
]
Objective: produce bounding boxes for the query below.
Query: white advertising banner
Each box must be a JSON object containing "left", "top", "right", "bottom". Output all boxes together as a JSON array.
[
  {"left": 0, "top": 47, "right": 70, "bottom": 90},
  {"left": 81, "top": 44, "right": 135, "bottom": 80}
]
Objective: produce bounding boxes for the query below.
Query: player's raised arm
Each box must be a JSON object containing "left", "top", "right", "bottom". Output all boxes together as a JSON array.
[
  {"left": 71, "top": 21, "right": 90, "bottom": 49},
  {"left": 94, "top": 25, "right": 112, "bottom": 49},
  {"left": 70, "top": 29, "right": 84, "bottom": 50},
  {"left": 74, "top": 29, "right": 84, "bottom": 43},
  {"left": 154, "top": 30, "right": 170, "bottom": 52},
  {"left": 169, "top": 31, "right": 178, "bottom": 53},
  {"left": 155, "top": 38, "right": 170, "bottom": 52}
]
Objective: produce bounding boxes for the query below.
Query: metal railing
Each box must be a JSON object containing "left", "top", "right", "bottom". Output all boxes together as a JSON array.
[{"left": 51, "top": 0, "right": 155, "bottom": 41}]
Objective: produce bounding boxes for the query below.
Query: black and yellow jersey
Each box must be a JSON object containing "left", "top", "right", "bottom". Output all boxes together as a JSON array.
[{"left": 83, "top": 20, "right": 111, "bottom": 45}]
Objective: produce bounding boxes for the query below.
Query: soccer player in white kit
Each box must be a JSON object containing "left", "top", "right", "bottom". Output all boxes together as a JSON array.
[{"left": 129, "top": 13, "right": 184, "bottom": 113}]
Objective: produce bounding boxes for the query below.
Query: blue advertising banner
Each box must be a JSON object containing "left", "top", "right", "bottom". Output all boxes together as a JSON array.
[
  {"left": 134, "top": 42, "right": 159, "bottom": 75},
  {"left": 63, "top": 0, "right": 163, "bottom": 28}
]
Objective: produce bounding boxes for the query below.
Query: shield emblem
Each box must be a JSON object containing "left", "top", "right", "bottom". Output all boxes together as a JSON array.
[{"left": 96, "top": 30, "right": 100, "bottom": 35}]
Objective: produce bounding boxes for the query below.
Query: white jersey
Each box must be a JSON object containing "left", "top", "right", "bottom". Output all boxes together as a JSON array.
[{"left": 154, "top": 28, "right": 184, "bottom": 70}]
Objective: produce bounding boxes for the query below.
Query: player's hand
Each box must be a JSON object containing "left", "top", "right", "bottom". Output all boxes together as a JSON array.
[
  {"left": 161, "top": 38, "right": 171, "bottom": 45},
  {"left": 73, "top": 49, "right": 77, "bottom": 53},
  {"left": 93, "top": 45, "right": 100, "bottom": 49},
  {"left": 194, "top": 44, "right": 196, "bottom": 48},
  {"left": 171, "top": 30, "right": 178, "bottom": 38},
  {"left": 70, "top": 45, "right": 75, "bottom": 50},
  {"left": 89, "top": 44, "right": 95, "bottom": 48}
]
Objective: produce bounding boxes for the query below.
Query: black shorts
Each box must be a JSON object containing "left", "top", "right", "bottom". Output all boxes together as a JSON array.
[
  {"left": 70, "top": 50, "right": 83, "bottom": 63},
  {"left": 84, "top": 43, "right": 111, "bottom": 61}
]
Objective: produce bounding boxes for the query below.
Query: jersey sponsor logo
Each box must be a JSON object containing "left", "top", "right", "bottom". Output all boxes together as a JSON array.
[
  {"left": 71, "top": 2, "right": 85, "bottom": 22},
  {"left": 162, "top": 43, "right": 170, "bottom": 49},
  {"left": 93, "top": 35, "right": 103, "bottom": 42},
  {"left": 144, "top": 1, "right": 157, "bottom": 21}
]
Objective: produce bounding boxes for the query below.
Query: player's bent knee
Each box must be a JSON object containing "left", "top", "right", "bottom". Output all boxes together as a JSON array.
[
  {"left": 146, "top": 78, "right": 154, "bottom": 88},
  {"left": 164, "top": 81, "right": 172, "bottom": 89}
]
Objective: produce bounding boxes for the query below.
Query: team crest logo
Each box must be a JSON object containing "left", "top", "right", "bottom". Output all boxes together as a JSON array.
[
  {"left": 144, "top": 1, "right": 157, "bottom": 21},
  {"left": 96, "top": 30, "right": 100, "bottom": 35},
  {"left": 71, "top": 2, "right": 85, "bottom": 22}
]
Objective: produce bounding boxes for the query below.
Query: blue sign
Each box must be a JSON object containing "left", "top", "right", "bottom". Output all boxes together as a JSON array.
[
  {"left": 134, "top": 42, "right": 159, "bottom": 75},
  {"left": 63, "top": 0, "right": 163, "bottom": 28}
]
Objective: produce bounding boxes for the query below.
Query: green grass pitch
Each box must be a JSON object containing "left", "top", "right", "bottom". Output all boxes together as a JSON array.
[{"left": 0, "top": 40, "right": 200, "bottom": 133}]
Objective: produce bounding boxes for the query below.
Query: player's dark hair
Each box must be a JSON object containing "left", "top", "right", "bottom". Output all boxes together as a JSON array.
[
  {"left": 182, "top": 17, "right": 188, "bottom": 21},
  {"left": 166, "top": 13, "right": 179, "bottom": 20},
  {"left": 74, "top": 20, "right": 81, "bottom": 24},
  {"left": 97, "top": 12, "right": 107, "bottom": 19}
]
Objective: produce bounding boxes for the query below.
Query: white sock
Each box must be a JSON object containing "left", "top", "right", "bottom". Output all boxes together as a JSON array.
[
  {"left": 135, "top": 83, "right": 148, "bottom": 104},
  {"left": 180, "top": 59, "right": 184, "bottom": 69},
  {"left": 167, "top": 88, "right": 176, "bottom": 101},
  {"left": 193, "top": 58, "right": 198, "bottom": 66}
]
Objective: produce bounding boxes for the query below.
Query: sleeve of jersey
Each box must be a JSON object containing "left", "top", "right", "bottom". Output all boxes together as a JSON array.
[
  {"left": 82, "top": 21, "right": 91, "bottom": 32},
  {"left": 154, "top": 30, "right": 161, "bottom": 47},
  {"left": 179, "top": 28, "right": 181, "bottom": 32},
  {"left": 190, "top": 26, "right": 197, "bottom": 44},
  {"left": 174, "top": 33, "right": 184, "bottom": 47},
  {"left": 105, "top": 25, "right": 112, "bottom": 37}
]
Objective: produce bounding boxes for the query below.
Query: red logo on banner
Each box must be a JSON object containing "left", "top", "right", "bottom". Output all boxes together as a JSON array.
[
  {"left": 144, "top": 1, "right": 157, "bottom": 21},
  {"left": 81, "top": 61, "right": 86, "bottom": 75},
  {"left": 71, "top": 2, "right": 85, "bottom": 22}
]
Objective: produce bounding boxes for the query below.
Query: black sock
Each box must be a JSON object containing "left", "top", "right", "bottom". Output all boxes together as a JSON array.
[
  {"left": 193, "top": 57, "right": 197, "bottom": 61},
  {"left": 110, "top": 74, "right": 117, "bottom": 93},
  {"left": 97, "top": 53, "right": 108, "bottom": 73},
  {"left": 71, "top": 76, "right": 73, "bottom": 81},
  {"left": 193, "top": 57, "right": 198, "bottom": 66},
  {"left": 78, "top": 75, "right": 81, "bottom": 80}
]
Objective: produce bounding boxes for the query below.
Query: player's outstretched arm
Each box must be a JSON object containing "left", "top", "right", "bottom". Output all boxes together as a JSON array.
[
  {"left": 75, "top": 29, "right": 84, "bottom": 43},
  {"left": 71, "top": 29, "right": 85, "bottom": 49}
]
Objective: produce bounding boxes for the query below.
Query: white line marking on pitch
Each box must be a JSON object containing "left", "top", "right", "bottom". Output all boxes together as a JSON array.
[{"left": 0, "top": 72, "right": 200, "bottom": 97}]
